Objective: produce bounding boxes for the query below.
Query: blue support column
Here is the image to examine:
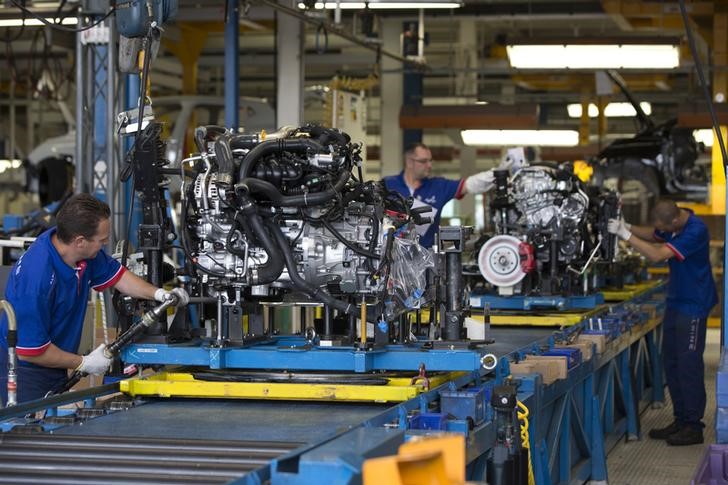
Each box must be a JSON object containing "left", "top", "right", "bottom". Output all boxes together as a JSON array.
[
  {"left": 619, "top": 350, "right": 640, "bottom": 440},
  {"left": 93, "top": 44, "right": 108, "bottom": 202},
  {"left": 589, "top": 397, "right": 608, "bottom": 483},
  {"left": 401, "top": 21, "right": 422, "bottom": 149},
  {"left": 124, "top": 74, "right": 143, "bottom": 248},
  {"left": 225, "top": 0, "right": 239, "bottom": 130}
]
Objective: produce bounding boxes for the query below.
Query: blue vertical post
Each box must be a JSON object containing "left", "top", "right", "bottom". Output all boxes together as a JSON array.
[
  {"left": 401, "top": 21, "right": 422, "bottom": 150},
  {"left": 93, "top": 45, "right": 107, "bottom": 202},
  {"left": 225, "top": 0, "right": 239, "bottom": 130},
  {"left": 619, "top": 350, "right": 639, "bottom": 440}
]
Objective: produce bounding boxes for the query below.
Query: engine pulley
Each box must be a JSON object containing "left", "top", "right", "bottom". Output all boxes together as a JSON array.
[{"left": 477, "top": 235, "right": 528, "bottom": 288}]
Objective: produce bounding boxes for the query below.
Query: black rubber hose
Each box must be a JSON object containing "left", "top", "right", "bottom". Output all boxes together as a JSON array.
[
  {"left": 238, "top": 200, "right": 284, "bottom": 285},
  {"left": 213, "top": 132, "right": 235, "bottom": 187},
  {"left": 194, "top": 125, "right": 227, "bottom": 153},
  {"left": 230, "top": 133, "right": 263, "bottom": 150},
  {"left": 237, "top": 169, "right": 350, "bottom": 207},
  {"left": 306, "top": 125, "right": 350, "bottom": 146},
  {"left": 269, "top": 220, "right": 377, "bottom": 323},
  {"left": 237, "top": 138, "right": 323, "bottom": 182}
]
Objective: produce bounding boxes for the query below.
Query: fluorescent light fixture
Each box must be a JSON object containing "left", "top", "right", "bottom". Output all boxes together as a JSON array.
[
  {"left": 461, "top": 129, "right": 579, "bottom": 147},
  {"left": 298, "top": 1, "right": 460, "bottom": 8},
  {"left": 694, "top": 129, "right": 715, "bottom": 147},
  {"left": 567, "top": 102, "right": 652, "bottom": 118},
  {"left": 506, "top": 44, "right": 679, "bottom": 69},
  {"left": 368, "top": 2, "right": 461, "bottom": 8},
  {"left": 0, "top": 17, "right": 78, "bottom": 27}
]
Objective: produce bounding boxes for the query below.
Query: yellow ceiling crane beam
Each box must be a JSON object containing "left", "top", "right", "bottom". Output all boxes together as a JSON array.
[{"left": 601, "top": 0, "right": 716, "bottom": 47}]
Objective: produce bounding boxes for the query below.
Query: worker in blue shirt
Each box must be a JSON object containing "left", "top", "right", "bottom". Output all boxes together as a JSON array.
[
  {"left": 609, "top": 199, "right": 717, "bottom": 446},
  {"left": 0, "top": 193, "right": 189, "bottom": 405},
  {"left": 382, "top": 143, "right": 512, "bottom": 248}
]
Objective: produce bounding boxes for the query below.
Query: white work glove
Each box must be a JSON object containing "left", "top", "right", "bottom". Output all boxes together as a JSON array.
[
  {"left": 607, "top": 218, "right": 632, "bottom": 240},
  {"left": 464, "top": 170, "right": 496, "bottom": 194},
  {"left": 154, "top": 287, "right": 190, "bottom": 306},
  {"left": 497, "top": 156, "right": 514, "bottom": 172},
  {"left": 77, "top": 344, "right": 111, "bottom": 376}
]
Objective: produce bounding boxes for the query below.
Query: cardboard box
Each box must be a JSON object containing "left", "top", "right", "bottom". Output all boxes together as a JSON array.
[
  {"left": 577, "top": 334, "right": 606, "bottom": 354},
  {"left": 510, "top": 355, "right": 568, "bottom": 385}
]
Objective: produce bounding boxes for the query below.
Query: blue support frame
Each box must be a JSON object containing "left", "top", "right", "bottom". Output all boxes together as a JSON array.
[
  {"left": 1, "top": 286, "right": 667, "bottom": 485},
  {"left": 122, "top": 337, "right": 489, "bottom": 372},
  {"left": 470, "top": 293, "right": 605, "bottom": 311}
]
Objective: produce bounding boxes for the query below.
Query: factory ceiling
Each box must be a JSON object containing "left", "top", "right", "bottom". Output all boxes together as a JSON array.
[{"left": 0, "top": 0, "right": 726, "bottom": 152}]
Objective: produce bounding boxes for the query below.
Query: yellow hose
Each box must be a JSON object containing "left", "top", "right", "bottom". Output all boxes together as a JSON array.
[{"left": 517, "top": 400, "right": 535, "bottom": 485}]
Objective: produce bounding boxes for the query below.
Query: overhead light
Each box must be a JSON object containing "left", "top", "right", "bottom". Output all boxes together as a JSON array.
[
  {"left": 567, "top": 102, "right": 652, "bottom": 118},
  {"left": 298, "top": 2, "right": 364, "bottom": 8},
  {"left": 461, "top": 129, "right": 579, "bottom": 147},
  {"left": 367, "top": 2, "right": 461, "bottom": 8},
  {"left": 0, "top": 17, "right": 78, "bottom": 27},
  {"left": 298, "top": 1, "right": 461, "bottom": 8},
  {"left": 694, "top": 129, "right": 715, "bottom": 147},
  {"left": 506, "top": 44, "right": 679, "bottom": 69}
]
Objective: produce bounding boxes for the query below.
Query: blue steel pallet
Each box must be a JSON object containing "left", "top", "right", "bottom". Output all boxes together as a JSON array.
[
  {"left": 469, "top": 292, "right": 605, "bottom": 311},
  {"left": 122, "top": 337, "right": 490, "bottom": 372}
]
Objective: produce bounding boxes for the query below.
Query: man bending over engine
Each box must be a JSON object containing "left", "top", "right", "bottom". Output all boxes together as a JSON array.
[
  {"left": 382, "top": 143, "right": 513, "bottom": 248},
  {"left": 608, "top": 199, "right": 717, "bottom": 446},
  {"left": 0, "top": 193, "right": 190, "bottom": 404}
]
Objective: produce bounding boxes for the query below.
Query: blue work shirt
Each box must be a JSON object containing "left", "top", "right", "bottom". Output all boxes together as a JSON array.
[
  {"left": 654, "top": 209, "right": 718, "bottom": 318},
  {"left": 0, "top": 228, "right": 125, "bottom": 367},
  {"left": 383, "top": 172, "right": 464, "bottom": 248}
]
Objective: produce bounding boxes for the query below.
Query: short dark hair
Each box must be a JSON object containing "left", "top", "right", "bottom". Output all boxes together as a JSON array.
[
  {"left": 404, "top": 142, "right": 429, "bottom": 159},
  {"left": 652, "top": 199, "right": 680, "bottom": 226},
  {"left": 56, "top": 193, "right": 111, "bottom": 243}
]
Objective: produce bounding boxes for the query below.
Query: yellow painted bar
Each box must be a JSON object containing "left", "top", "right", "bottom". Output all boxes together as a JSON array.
[
  {"left": 119, "top": 371, "right": 464, "bottom": 403},
  {"left": 602, "top": 280, "right": 663, "bottom": 301}
]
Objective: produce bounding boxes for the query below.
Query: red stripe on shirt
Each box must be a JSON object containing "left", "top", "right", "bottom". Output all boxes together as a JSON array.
[
  {"left": 454, "top": 178, "right": 466, "bottom": 200},
  {"left": 93, "top": 266, "right": 126, "bottom": 291},
  {"left": 665, "top": 243, "right": 685, "bottom": 262},
  {"left": 16, "top": 341, "right": 51, "bottom": 356}
]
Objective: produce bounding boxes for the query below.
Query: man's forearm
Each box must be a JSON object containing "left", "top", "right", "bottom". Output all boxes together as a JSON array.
[
  {"left": 624, "top": 233, "right": 673, "bottom": 263},
  {"left": 629, "top": 224, "right": 656, "bottom": 241},
  {"left": 113, "top": 270, "right": 159, "bottom": 300},
  {"left": 18, "top": 343, "right": 82, "bottom": 369}
]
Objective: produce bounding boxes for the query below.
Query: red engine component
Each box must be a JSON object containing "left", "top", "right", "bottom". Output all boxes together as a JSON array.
[{"left": 519, "top": 242, "right": 536, "bottom": 273}]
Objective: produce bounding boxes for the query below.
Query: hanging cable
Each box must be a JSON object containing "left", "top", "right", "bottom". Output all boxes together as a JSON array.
[
  {"left": 677, "top": 0, "right": 728, "bottom": 172},
  {"left": 9, "top": 0, "right": 116, "bottom": 33}
]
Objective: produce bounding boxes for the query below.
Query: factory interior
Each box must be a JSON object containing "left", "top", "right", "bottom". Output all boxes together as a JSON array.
[{"left": 0, "top": 0, "right": 728, "bottom": 484}]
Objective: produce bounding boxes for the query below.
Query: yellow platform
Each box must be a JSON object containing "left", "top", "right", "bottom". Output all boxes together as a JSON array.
[
  {"left": 601, "top": 279, "right": 664, "bottom": 302},
  {"left": 468, "top": 280, "right": 664, "bottom": 327},
  {"left": 120, "top": 371, "right": 465, "bottom": 403}
]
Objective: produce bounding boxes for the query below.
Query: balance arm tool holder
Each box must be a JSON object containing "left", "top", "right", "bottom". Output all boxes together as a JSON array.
[
  {"left": 50, "top": 297, "right": 179, "bottom": 396},
  {"left": 2, "top": 300, "right": 18, "bottom": 407}
]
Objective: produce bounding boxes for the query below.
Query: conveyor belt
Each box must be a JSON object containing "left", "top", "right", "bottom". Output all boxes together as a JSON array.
[{"left": 0, "top": 434, "right": 301, "bottom": 484}]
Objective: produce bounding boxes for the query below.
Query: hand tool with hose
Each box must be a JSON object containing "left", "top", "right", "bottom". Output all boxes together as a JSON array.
[{"left": 48, "top": 296, "right": 180, "bottom": 396}]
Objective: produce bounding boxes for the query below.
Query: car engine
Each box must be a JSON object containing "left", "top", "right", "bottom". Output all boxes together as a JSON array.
[
  {"left": 177, "top": 124, "right": 433, "bottom": 343},
  {"left": 478, "top": 163, "right": 619, "bottom": 296}
]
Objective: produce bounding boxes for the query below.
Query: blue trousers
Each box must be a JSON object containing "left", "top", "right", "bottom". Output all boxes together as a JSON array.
[
  {"left": 0, "top": 356, "right": 67, "bottom": 406},
  {"left": 661, "top": 308, "right": 707, "bottom": 429}
]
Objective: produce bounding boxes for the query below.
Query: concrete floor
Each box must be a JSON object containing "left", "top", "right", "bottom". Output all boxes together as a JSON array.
[{"left": 606, "top": 328, "right": 721, "bottom": 485}]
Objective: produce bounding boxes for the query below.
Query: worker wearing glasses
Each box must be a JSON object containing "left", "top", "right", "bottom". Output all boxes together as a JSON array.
[{"left": 382, "top": 142, "right": 511, "bottom": 248}]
